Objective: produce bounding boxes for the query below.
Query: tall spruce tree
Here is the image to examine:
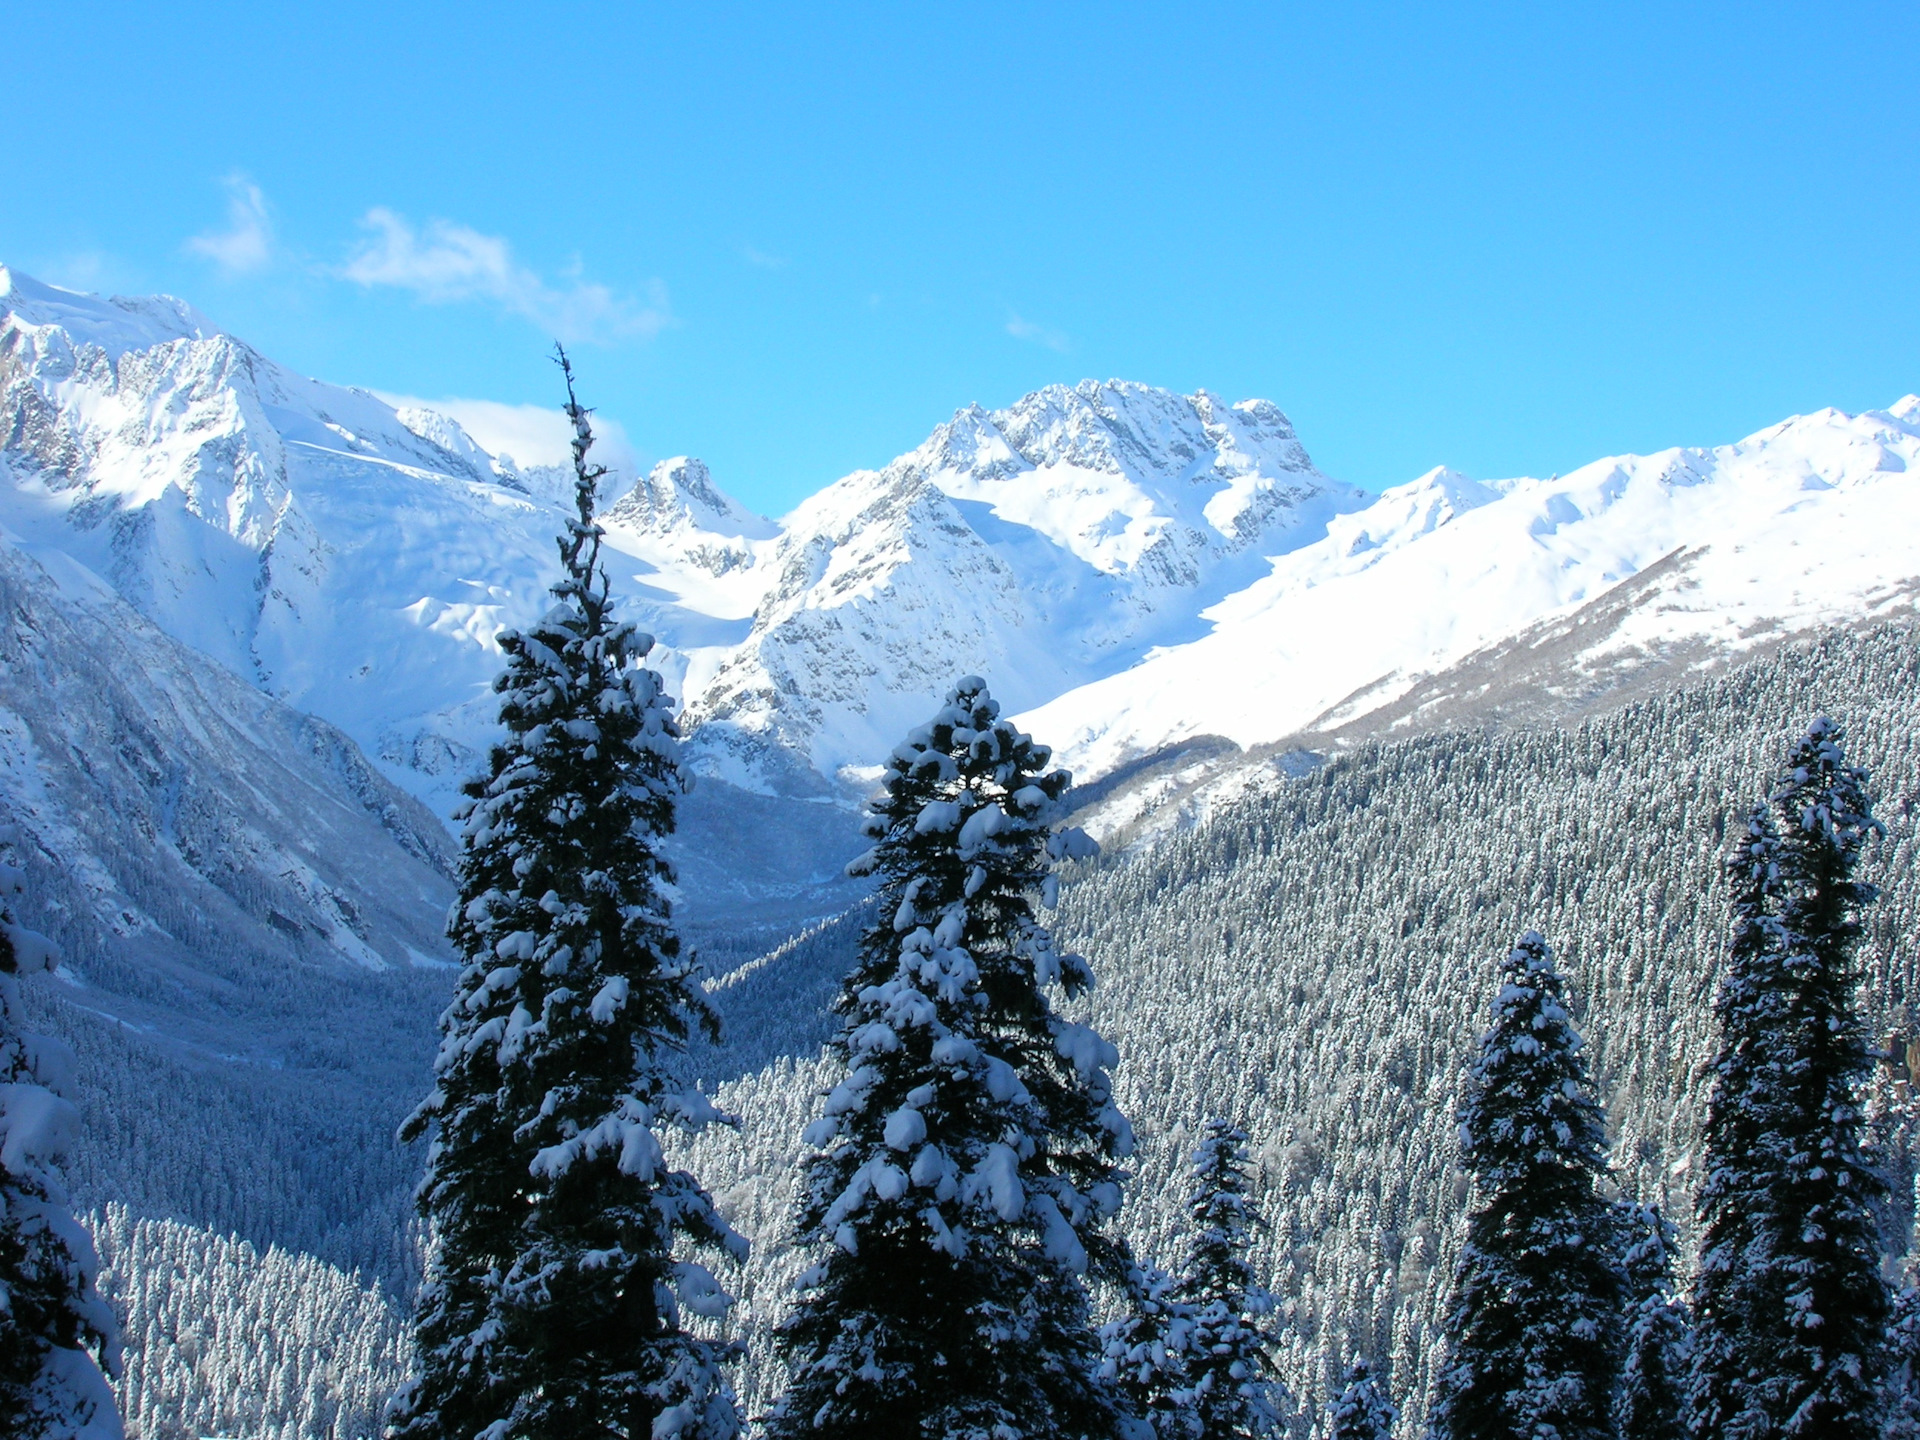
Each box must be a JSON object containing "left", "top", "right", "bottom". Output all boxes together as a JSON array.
[
  {"left": 1175, "top": 1120, "right": 1286, "bottom": 1439},
  {"left": 391, "top": 352, "right": 742, "bottom": 1440},
  {"left": 0, "top": 846, "right": 121, "bottom": 1440},
  {"left": 1101, "top": 1260, "right": 1197, "bottom": 1437},
  {"left": 1615, "top": 1203, "right": 1687, "bottom": 1440},
  {"left": 1328, "top": 1361, "right": 1396, "bottom": 1440},
  {"left": 1687, "top": 718, "right": 1889, "bottom": 1440},
  {"left": 1686, "top": 802, "right": 1788, "bottom": 1440},
  {"left": 769, "top": 676, "right": 1131, "bottom": 1440},
  {"left": 1428, "top": 931, "right": 1622, "bottom": 1440}
]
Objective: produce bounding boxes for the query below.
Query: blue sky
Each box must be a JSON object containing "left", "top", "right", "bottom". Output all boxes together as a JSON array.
[{"left": 8, "top": 2, "right": 1916, "bottom": 513}]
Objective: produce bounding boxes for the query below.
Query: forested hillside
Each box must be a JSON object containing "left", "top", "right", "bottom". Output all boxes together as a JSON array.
[
  {"left": 674, "top": 622, "right": 1920, "bottom": 1433},
  {"left": 92, "top": 1205, "right": 409, "bottom": 1440},
  {"left": 21, "top": 621, "right": 1919, "bottom": 1437}
]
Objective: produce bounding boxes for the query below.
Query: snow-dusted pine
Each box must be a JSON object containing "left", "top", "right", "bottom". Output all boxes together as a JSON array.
[
  {"left": 391, "top": 355, "right": 742, "bottom": 1440},
  {"left": 1101, "top": 1260, "right": 1196, "bottom": 1436},
  {"left": 1427, "top": 931, "right": 1621, "bottom": 1440},
  {"left": 768, "top": 676, "right": 1131, "bottom": 1440},
  {"left": 1327, "top": 1361, "right": 1395, "bottom": 1440},
  {"left": 1615, "top": 1203, "right": 1687, "bottom": 1440},
  {"left": 1172, "top": 1120, "right": 1286, "bottom": 1439},
  {"left": 1096, "top": 1122, "right": 1286, "bottom": 1439},
  {"left": 0, "top": 845, "right": 121, "bottom": 1440},
  {"left": 1687, "top": 718, "right": 1889, "bottom": 1440}
]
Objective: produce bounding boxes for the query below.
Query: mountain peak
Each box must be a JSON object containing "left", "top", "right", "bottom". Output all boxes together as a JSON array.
[
  {"left": 987, "top": 379, "right": 1314, "bottom": 485},
  {"left": 1, "top": 263, "right": 217, "bottom": 357},
  {"left": 603, "top": 456, "right": 774, "bottom": 541}
]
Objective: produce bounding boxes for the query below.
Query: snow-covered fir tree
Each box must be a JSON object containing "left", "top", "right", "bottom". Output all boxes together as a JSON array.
[
  {"left": 1101, "top": 1259, "right": 1197, "bottom": 1436},
  {"left": 1098, "top": 1123, "right": 1288, "bottom": 1440},
  {"left": 1327, "top": 1361, "right": 1395, "bottom": 1440},
  {"left": 1685, "top": 802, "right": 1787, "bottom": 1440},
  {"left": 1687, "top": 718, "right": 1889, "bottom": 1440},
  {"left": 0, "top": 845, "right": 121, "bottom": 1440},
  {"left": 1427, "top": 931, "right": 1621, "bottom": 1440},
  {"left": 768, "top": 676, "right": 1131, "bottom": 1440},
  {"left": 1615, "top": 1203, "right": 1687, "bottom": 1440},
  {"left": 1174, "top": 1120, "right": 1286, "bottom": 1439},
  {"left": 391, "top": 353, "right": 742, "bottom": 1440}
]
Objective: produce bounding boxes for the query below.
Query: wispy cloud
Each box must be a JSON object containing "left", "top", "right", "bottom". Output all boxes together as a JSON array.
[
  {"left": 740, "top": 244, "right": 787, "bottom": 270},
  {"left": 343, "top": 209, "right": 670, "bottom": 345},
  {"left": 1006, "top": 312, "right": 1071, "bottom": 353},
  {"left": 376, "top": 392, "right": 642, "bottom": 477},
  {"left": 186, "top": 174, "right": 274, "bottom": 275}
]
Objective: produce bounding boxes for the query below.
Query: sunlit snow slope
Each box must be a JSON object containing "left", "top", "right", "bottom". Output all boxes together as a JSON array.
[
  {"left": 0, "top": 265, "right": 1363, "bottom": 812},
  {"left": 1023, "top": 400, "right": 1920, "bottom": 779},
  {"left": 7, "top": 264, "right": 1918, "bottom": 829}
]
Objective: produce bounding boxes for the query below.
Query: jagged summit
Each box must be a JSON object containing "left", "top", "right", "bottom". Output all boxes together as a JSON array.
[
  {"left": 987, "top": 379, "right": 1313, "bottom": 483},
  {"left": 604, "top": 456, "right": 774, "bottom": 541},
  {"left": 6, "top": 264, "right": 1918, "bottom": 819},
  {"left": 0, "top": 263, "right": 215, "bottom": 356},
  {"left": 880, "top": 381, "right": 1341, "bottom": 580}
]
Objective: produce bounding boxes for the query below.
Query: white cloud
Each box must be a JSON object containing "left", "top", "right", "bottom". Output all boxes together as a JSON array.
[
  {"left": 375, "top": 391, "right": 643, "bottom": 478},
  {"left": 740, "top": 244, "right": 788, "bottom": 269},
  {"left": 1006, "top": 312, "right": 1071, "bottom": 353},
  {"left": 186, "top": 175, "right": 274, "bottom": 274},
  {"left": 344, "top": 209, "right": 669, "bottom": 345}
]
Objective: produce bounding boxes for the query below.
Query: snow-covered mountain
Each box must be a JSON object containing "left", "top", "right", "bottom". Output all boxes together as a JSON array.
[
  {"left": 0, "top": 266, "right": 1364, "bottom": 817},
  {"left": 7, "top": 261, "right": 1920, "bottom": 849},
  {"left": 664, "top": 382, "right": 1357, "bottom": 791},
  {"left": 1024, "top": 398, "right": 1920, "bottom": 788}
]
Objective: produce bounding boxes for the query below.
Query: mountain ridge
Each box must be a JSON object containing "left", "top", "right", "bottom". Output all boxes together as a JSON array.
[
  {"left": 7, "top": 262, "right": 1918, "bottom": 875},
  {"left": 2, "top": 265, "right": 1363, "bottom": 822}
]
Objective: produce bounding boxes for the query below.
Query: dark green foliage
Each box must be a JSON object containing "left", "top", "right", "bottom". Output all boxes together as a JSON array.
[
  {"left": 769, "top": 677, "right": 1130, "bottom": 1440},
  {"left": 392, "top": 355, "right": 740, "bottom": 1440},
  {"left": 1428, "top": 932, "right": 1621, "bottom": 1440},
  {"left": 1688, "top": 718, "right": 1890, "bottom": 1440},
  {"left": 1176, "top": 1121, "right": 1286, "bottom": 1439},
  {"left": 1328, "top": 1360, "right": 1395, "bottom": 1440},
  {"left": 1615, "top": 1204, "right": 1687, "bottom": 1440}
]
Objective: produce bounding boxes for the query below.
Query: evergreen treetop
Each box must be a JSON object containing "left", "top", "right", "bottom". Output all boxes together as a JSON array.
[
  {"left": 1428, "top": 930, "right": 1621, "bottom": 1440},
  {"left": 770, "top": 675, "right": 1130, "bottom": 1440},
  {"left": 1615, "top": 1202, "right": 1687, "bottom": 1440},
  {"left": 1688, "top": 717, "right": 1889, "bottom": 1440},
  {"left": 392, "top": 351, "right": 741, "bottom": 1440},
  {"left": 1175, "top": 1120, "right": 1286, "bottom": 1439},
  {"left": 1327, "top": 1360, "right": 1395, "bottom": 1440},
  {"left": 1100, "top": 1260, "right": 1197, "bottom": 1436}
]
